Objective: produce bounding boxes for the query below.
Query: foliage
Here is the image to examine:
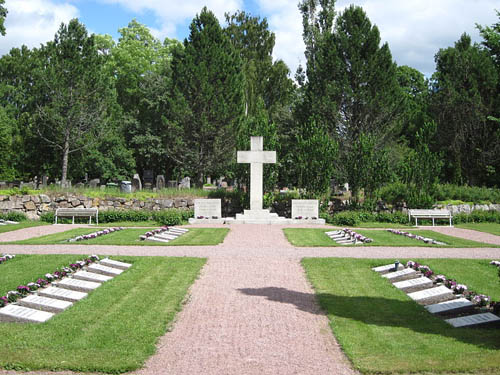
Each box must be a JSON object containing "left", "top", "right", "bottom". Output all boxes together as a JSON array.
[
  {"left": 453, "top": 210, "right": 500, "bottom": 224},
  {"left": 323, "top": 210, "right": 409, "bottom": 226},
  {"left": 151, "top": 210, "right": 183, "bottom": 226},
  {"left": 0, "top": 211, "right": 27, "bottom": 222},
  {"left": 434, "top": 184, "right": 500, "bottom": 203},
  {"left": 0, "top": 0, "right": 6, "bottom": 36}
]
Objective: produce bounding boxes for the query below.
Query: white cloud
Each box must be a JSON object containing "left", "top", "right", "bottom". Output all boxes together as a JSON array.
[
  {"left": 1, "top": 0, "right": 79, "bottom": 55},
  {"left": 99, "top": 0, "right": 243, "bottom": 40}
]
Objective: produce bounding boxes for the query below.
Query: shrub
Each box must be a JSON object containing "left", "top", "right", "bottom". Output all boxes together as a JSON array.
[
  {"left": 329, "top": 211, "right": 360, "bottom": 226},
  {"left": 0, "top": 211, "right": 27, "bottom": 222},
  {"left": 40, "top": 212, "right": 55, "bottom": 223},
  {"left": 454, "top": 210, "right": 500, "bottom": 224},
  {"left": 152, "top": 210, "right": 182, "bottom": 226},
  {"left": 99, "top": 210, "right": 151, "bottom": 223},
  {"left": 434, "top": 184, "right": 500, "bottom": 203},
  {"left": 376, "top": 182, "right": 407, "bottom": 206},
  {"left": 375, "top": 211, "right": 408, "bottom": 224}
]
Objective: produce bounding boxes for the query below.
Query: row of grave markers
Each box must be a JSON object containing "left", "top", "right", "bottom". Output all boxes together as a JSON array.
[
  {"left": 0, "top": 220, "right": 19, "bottom": 226},
  {"left": 140, "top": 227, "right": 189, "bottom": 243},
  {"left": 0, "top": 258, "right": 132, "bottom": 324},
  {"left": 373, "top": 263, "right": 500, "bottom": 328}
]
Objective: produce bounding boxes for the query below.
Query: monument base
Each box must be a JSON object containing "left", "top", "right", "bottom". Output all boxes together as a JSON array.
[{"left": 188, "top": 209, "right": 325, "bottom": 225}]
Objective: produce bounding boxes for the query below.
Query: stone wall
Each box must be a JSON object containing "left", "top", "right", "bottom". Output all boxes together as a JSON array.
[{"left": 0, "top": 194, "right": 194, "bottom": 220}]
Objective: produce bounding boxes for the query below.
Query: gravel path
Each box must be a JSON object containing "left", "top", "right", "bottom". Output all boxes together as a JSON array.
[
  {"left": 429, "top": 226, "right": 500, "bottom": 245},
  {"left": 1, "top": 224, "right": 499, "bottom": 375},
  {"left": 0, "top": 224, "right": 90, "bottom": 242}
]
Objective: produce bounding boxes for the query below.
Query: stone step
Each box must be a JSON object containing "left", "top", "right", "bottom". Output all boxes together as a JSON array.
[
  {"left": 425, "top": 298, "right": 475, "bottom": 315},
  {"left": 17, "top": 294, "right": 73, "bottom": 313},
  {"left": 73, "top": 270, "right": 113, "bottom": 283},
  {"left": 393, "top": 277, "right": 433, "bottom": 293},
  {"left": 87, "top": 263, "right": 123, "bottom": 277},
  {"left": 0, "top": 304, "right": 54, "bottom": 323},
  {"left": 56, "top": 278, "right": 101, "bottom": 293},
  {"left": 99, "top": 258, "right": 132, "bottom": 270},
  {"left": 382, "top": 268, "right": 419, "bottom": 283},
  {"left": 407, "top": 286, "right": 455, "bottom": 305},
  {"left": 38, "top": 286, "right": 88, "bottom": 302},
  {"left": 445, "top": 312, "right": 500, "bottom": 328}
]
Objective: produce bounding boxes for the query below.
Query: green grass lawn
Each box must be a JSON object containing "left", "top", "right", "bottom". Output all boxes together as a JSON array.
[
  {"left": 9, "top": 227, "right": 229, "bottom": 246},
  {"left": 284, "top": 228, "right": 499, "bottom": 247},
  {"left": 0, "top": 221, "right": 49, "bottom": 234},
  {"left": 303, "top": 258, "right": 500, "bottom": 374},
  {"left": 457, "top": 222, "right": 500, "bottom": 236},
  {"left": 0, "top": 255, "right": 205, "bottom": 373}
]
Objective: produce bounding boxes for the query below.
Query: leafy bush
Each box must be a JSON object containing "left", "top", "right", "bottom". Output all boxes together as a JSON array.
[
  {"left": 453, "top": 210, "right": 500, "bottom": 224},
  {"left": 376, "top": 182, "right": 408, "bottom": 206},
  {"left": 434, "top": 184, "right": 500, "bottom": 203},
  {"left": 0, "top": 211, "right": 27, "bottom": 222},
  {"left": 152, "top": 210, "right": 182, "bottom": 226},
  {"left": 99, "top": 210, "right": 151, "bottom": 223},
  {"left": 40, "top": 212, "right": 55, "bottom": 223},
  {"left": 329, "top": 211, "right": 360, "bottom": 226}
]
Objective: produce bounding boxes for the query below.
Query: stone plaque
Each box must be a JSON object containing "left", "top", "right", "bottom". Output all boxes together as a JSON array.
[
  {"left": 18, "top": 295, "right": 73, "bottom": 313},
  {"left": 39, "top": 286, "right": 88, "bottom": 302},
  {"left": 381, "top": 268, "right": 418, "bottom": 283},
  {"left": 87, "top": 263, "right": 123, "bottom": 277},
  {"left": 194, "top": 199, "right": 222, "bottom": 219},
  {"left": 407, "top": 286, "right": 454, "bottom": 305},
  {"left": 445, "top": 313, "right": 500, "bottom": 328},
  {"left": 425, "top": 298, "right": 474, "bottom": 315},
  {"left": 156, "top": 233, "right": 179, "bottom": 241},
  {"left": 73, "top": 271, "right": 113, "bottom": 283},
  {"left": 372, "top": 263, "right": 405, "bottom": 274},
  {"left": 100, "top": 258, "right": 132, "bottom": 270},
  {"left": 291, "top": 199, "right": 319, "bottom": 219},
  {"left": 0, "top": 304, "right": 54, "bottom": 323},
  {"left": 393, "top": 277, "right": 433, "bottom": 293},
  {"left": 57, "top": 278, "right": 101, "bottom": 293},
  {"left": 168, "top": 227, "right": 188, "bottom": 233}
]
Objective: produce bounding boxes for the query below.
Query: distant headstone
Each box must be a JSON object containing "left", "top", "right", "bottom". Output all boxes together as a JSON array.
[
  {"left": 179, "top": 176, "right": 191, "bottom": 189},
  {"left": 445, "top": 313, "right": 500, "bottom": 328},
  {"left": 42, "top": 175, "right": 48, "bottom": 187},
  {"left": 156, "top": 175, "right": 166, "bottom": 190},
  {"left": 132, "top": 174, "right": 142, "bottom": 192},
  {"left": 73, "top": 271, "right": 113, "bottom": 283},
  {"left": 143, "top": 170, "right": 154, "bottom": 185},
  {"left": 194, "top": 199, "right": 222, "bottom": 219},
  {"left": 167, "top": 180, "right": 178, "bottom": 188},
  {"left": 89, "top": 178, "right": 100, "bottom": 188},
  {"left": 292, "top": 199, "right": 319, "bottom": 219},
  {"left": 144, "top": 182, "right": 152, "bottom": 190},
  {"left": 206, "top": 176, "right": 212, "bottom": 185},
  {"left": 75, "top": 182, "right": 84, "bottom": 189}
]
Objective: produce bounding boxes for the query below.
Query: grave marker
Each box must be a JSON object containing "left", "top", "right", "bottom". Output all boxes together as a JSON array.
[
  {"left": 393, "top": 277, "right": 433, "bottom": 293},
  {"left": 291, "top": 199, "right": 319, "bottom": 219},
  {"left": 156, "top": 175, "right": 166, "bottom": 190},
  {"left": 407, "top": 286, "right": 454, "bottom": 305},
  {"left": 39, "top": 287, "right": 88, "bottom": 302},
  {"left": 87, "top": 263, "right": 123, "bottom": 277},
  {"left": 445, "top": 312, "right": 500, "bottom": 327},
  {"left": 100, "top": 258, "right": 132, "bottom": 270},
  {"left": 57, "top": 278, "right": 101, "bottom": 293},
  {"left": 18, "top": 295, "right": 73, "bottom": 313},
  {"left": 0, "top": 305, "right": 54, "bottom": 323},
  {"left": 425, "top": 298, "right": 475, "bottom": 315},
  {"left": 194, "top": 199, "right": 222, "bottom": 219},
  {"left": 132, "top": 174, "right": 142, "bottom": 192},
  {"left": 381, "top": 268, "right": 418, "bottom": 283},
  {"left": 372, "top": 263, "right": 405, "bottom": 274},
  {"left": 73, "top": 271, "right": 112, "bottom": 283}
]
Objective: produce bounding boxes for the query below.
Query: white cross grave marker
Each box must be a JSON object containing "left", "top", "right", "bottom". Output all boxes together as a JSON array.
[{"left": 237, "top": 136, "right": 276, "bottom": 211}]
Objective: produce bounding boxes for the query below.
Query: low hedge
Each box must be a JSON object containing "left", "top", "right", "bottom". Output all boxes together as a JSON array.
[
  {"left": 0, "top": 211, "right": 27, "bottom": 222},
  {"left": 323, "top": 211, "right": 410, "bottom": 226},
  {"left": 453, "top": 210, "right": 500, "bottom": 224}
]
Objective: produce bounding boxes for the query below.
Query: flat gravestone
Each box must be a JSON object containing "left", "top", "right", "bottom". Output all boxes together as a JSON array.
[
  {"left": 18, "top": 295, "right": 73, "bottom": 313},
  {"left": 156, "top": 175, "right": 166, "bottom": 190},
  {"left": 407, "top": 286, "right": 454, "bottom": 305},
  {"left": 87, "top": 263, "right": 123, "bottom": 277},
  {"left": 445, "top": 313, "right": 500, "bottom": 328},
  {"left": 57, "top": 278, "right": 101, "bottom": 293},
  {"left": 168, "top": 227, "right": 189, "bottom": 233},
  {"left": 194, "top": 199, "right": 222, "bottom": 219},
  {"left": 372, "top": 263, "right": 405, "bottom": 274},
  {"left": 425, "top": 298, "right": 475, "bottom": 315},
  {"left": 73, "top": 271, "right": 113, "bottom": 283},
  {"left": 39, "top": 286, "right": 88, "bottom": 302},
  {"left": 100, "top": 258, "right": 132, "bottom": 270},
  {"left": 146, "top": 237, "right": 170, "bottom": 243},
  {"left": 291, "top": 199, "right": 319, "bottom": 219},
  {"left": 0, "top": 304, "right": 54, "bottom": 323},
  {"left": 156, "top": 233, "right": 179, "bottom": 241},
  {"left": 393, "top": 277, "right": 433, "bottom": 293},
  {"left": 382, "top": 268, "right": 418, "bottom": 283}
]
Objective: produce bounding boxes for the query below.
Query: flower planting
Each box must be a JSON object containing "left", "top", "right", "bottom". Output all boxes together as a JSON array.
[
  {"left": 0, "top": 254, "right": 15, "bottom": 265},
  {"left": 387, "top": 229, "right": 446, "bottom": 245},
  {"left": 139, "top": 226, "right": 170, "bottom": 241},
  {"left": 341, "top": 229, "right": 373, "bottom": 243},
  {"left": 0, "top": 255, "right": 100, "bottom": 308},
  {"left": 405, "top": 260, "right": 498, "bottom": 314},
  {"left": 68, "top": 227, "right": 124, "bottom": 242}
]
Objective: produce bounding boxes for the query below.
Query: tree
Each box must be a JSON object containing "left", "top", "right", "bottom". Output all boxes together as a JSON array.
[
  {"left": 0, "top": 0, "right": 7, "bottom": 36},
  {"left": 32, "top": 19, "right": 117, "bottom": 184},
  {"left": 430, "top": 33, "right": 498, "bottom": 186},
  {"left": 167, "top": 7, "right": 245, "bottom": 185}
]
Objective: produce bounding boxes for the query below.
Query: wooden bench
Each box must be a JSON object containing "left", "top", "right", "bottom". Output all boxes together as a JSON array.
[
  {"left": 408, "top": 209, "right": 452, "bottom": 227},
  {"left": 55, "top": 208, "right": 98, "bottom": 225}
]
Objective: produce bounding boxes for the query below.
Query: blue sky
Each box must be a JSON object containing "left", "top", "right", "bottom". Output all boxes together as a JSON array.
[{"left": 1, "top": 0, "right": 499, "bottom": 76}]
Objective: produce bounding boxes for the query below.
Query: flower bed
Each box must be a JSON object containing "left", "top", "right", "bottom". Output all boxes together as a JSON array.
[
  {"left": 139, "top": 226, "right": 170, "bottom": 241},
  {"left": 387, "top": 229, "right": 446, "bottom": 245},
  {"left": 406, "top": 260, "right": 499, "bottom": 314},
  {"left": 0, "top": 255, "right": 100, "bottom": 308},
  {"left": 0, "top": 254, "right": 15, "bottom": 265},
  {"left": 68, "top": 227, "right": 124, "bottom": 242}
]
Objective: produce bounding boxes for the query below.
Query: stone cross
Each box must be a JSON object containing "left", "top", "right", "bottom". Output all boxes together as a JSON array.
[{"left": 237, "top": 136, "right": 276, "bottom": 211}]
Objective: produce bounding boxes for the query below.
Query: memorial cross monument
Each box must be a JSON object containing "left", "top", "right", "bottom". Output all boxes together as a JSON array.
[{"left": 237, "top": 136, "right": 276, "bottom": 211}]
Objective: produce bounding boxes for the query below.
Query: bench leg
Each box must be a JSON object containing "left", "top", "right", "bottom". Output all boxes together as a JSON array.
[
  {"left": 415, "top": 217, "right": 418, "bottom": 226},
  {"left": 449, "top": 217, "right": 452, "bottom": 227},
  {"left": 89, "top": 216, "right": 92, "bottom": 225},
  {"left": 55, "top": 216, "right": 58, "bottom": 224},
  {"left": 432, "top": 218, "right": 435, "bottom": 226},
  {"left": 72, "top": 216, "right": 75, "bottom": 224}
]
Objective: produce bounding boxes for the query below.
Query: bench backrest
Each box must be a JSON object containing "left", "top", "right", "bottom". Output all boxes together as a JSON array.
[
  {"left": 409, "top": 209, "right": 451, "bottom": 217},
  {"left": 55, "top": 208, "right": 98, "bottom": 216}
]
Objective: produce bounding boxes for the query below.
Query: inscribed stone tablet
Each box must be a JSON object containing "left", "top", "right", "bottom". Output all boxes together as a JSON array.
[
  {"left": 57, "top": 278, "right": 101, "bottom": 292},
  {"left": 393, "top": 277, "right": 433, "bottom": 293},
  {"left": 168, "top": 227, "right": 189, "bottom": 233},
  {"left": 372, "top": 263, "right": 404, "bottom": 274},
  {"left": 73, "top": 271, "right": 113, "bottom": 283},
  {"left": 425, "top": 298, "right": 474, "bottom": 315},
  {"left": 407, "top": 286, "right": 454, "bottom": 305},
  {"left": 0, "top": 304, "right": 54, "bottom": 323},
  {"left": 445, "top": 313, "right": 500, "bottom": 328},
  {"left": 18, "top": 295, "right": 73, "bottom": 313},
  {"left": 194, "top": 199, "right": 222, "bottom": 218},
  {"left": 291, "top": 200, "right": 319, "bottom": 218},
  {"left": 156, "top": 233, "right": 179, "bottom": 240},
  {"left": 87, "top": 264, "right": 123, "bottom": 277},
  {"left": 146, "top": 237, "right": 170, "bottom": 243},
  {"left": 381, "top": 268, "right": 418, "bottom": 282},
  {"left": 100, "top": 258, "right": 132, "bottom": 270},
  {"left": 39, "top": 287, "right": 88, "bottom": 302}
]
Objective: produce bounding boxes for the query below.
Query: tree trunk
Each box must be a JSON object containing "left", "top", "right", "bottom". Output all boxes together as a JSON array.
[{"left": 61, "top": 134, "right": 70, "bottom": 185}]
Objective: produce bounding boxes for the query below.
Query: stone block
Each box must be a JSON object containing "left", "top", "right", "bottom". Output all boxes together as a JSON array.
[
  {"left": 0, "top": 305, "right": 54, "bottom": 323},
  {"left": 38, "top": 286, "right": 88, "bottom": 302},
  {"left": 24, "top": 201, "right": 36, "bottom": 211},
  {"left": 39, "top": 194, "right": 51, "bottom": 203},
  {"left": 381, "top": 268, "right": 418, "bottom": 283},
  {"left": 425, "top": 298, "right": 475, "bottom": 315},
  {"left": 57, "top": 278, "right": 101, "bottom": 293},
  {"left": 87, "top": 264, "right": 123, "bottom": 277},
  {"left": 99, "top": 258, "right": 132, "bottom": 270},
  {"left": 73, "top": 271, "right": 113, "bottom": 283},
  {"left": 407, "top": 286, "right": 454, "bottom": 305},
  {"left": 393, "top": 277, "right": 433, "bottom": 293},
  {"left": 18, "top": 295, "right": 73, "bottom": 313},
  {"left": 445, "top": 313, "right": 500, "bottom": 328},
  {"left": 22, "top": 195, "right": 31, "bottom": 202},
  {"left": 372, "top": 263, "right": 405, "bottom": 274}
]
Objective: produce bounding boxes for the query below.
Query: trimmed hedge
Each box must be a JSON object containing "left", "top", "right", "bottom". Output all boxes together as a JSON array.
[
  {"left": 0, "top": 211, "right": 27, "bottom": 222},
  {"left": 453, "top": 210, "right": 500, "bottom": 224},
  {"left": 322, "top": 210, "right": 410, "bottom": 226}
]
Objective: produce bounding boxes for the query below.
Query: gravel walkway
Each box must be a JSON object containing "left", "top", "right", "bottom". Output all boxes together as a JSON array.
[
  {"left": 0, "top": 224, "right": 90, "bottom": 242},
  {"left": 429, "top": 226, "right": 500, "bottom": 245},
  {"left": 1, "top": 224, "right": 499, "bottom": 375}
]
